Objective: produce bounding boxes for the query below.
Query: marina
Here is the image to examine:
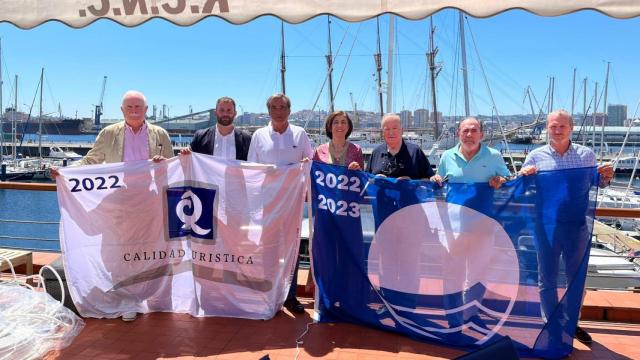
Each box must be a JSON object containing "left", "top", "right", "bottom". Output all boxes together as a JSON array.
[
  {"left": 2, "top": 136, "right": 640, "bottom": 181},
  {"left": 2, "top": 1, "right": 640, "bottom": 359},
  {"left": 1, "top": 180, "right": 640, "bottom": 360}
]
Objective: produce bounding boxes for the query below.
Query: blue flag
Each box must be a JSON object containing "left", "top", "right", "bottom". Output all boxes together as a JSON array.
[{"left": 311, "top": 161, "right": 598, "bottom": 359}]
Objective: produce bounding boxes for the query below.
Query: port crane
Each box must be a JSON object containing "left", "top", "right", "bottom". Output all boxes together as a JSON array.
[{"left": 94, "top": 76, "right": 107, "bottom": 128}]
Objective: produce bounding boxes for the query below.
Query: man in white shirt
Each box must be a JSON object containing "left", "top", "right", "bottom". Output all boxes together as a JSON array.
[
  {"left": 247, "top": 93, "right": 313, "bottom": 314},
  {"left": 247, "top": 94, "right": 313, "bottom": 165},
  {"left": 182, "top": 97, "right": 252, "bottom": 160}
]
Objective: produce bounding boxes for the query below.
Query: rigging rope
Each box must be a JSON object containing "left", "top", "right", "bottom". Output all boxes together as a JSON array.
[
  {"left": 448, "top": 18, "right": 461, "bottom": 119},
  {"left": 16, "top": 75, "right": 40, "bottom": 151},
  {"left": 303, "top": 17, "right": 351, "bottom": 129},
  {"left": 465, "top": 16, "right": 517, "bottom": 173},
  {"left": 333, "top": 23, "right": 361, "bottom": 104}
]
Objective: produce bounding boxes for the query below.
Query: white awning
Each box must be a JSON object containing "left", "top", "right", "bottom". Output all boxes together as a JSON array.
[{"left": 0, "top": 0, "right": 638, "bottom": 29}]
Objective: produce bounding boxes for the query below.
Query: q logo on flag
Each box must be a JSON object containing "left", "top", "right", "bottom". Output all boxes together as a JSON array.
[{"left": 166, "top": 184, "right": 217, "bottom": 242}]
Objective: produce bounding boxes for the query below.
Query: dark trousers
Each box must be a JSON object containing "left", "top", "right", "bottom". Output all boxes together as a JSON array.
[
  {"left": 286, "top": 257, "right": 300, "bottom": 301},
  {"left": 536, "top": 222, "right": 589, "bottom": 339}
]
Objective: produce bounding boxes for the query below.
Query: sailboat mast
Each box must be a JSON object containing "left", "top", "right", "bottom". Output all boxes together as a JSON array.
[
  {"left": 427, "top": 17, "right": 440, "bottom": 139},
  {"left": 326, "top": 15, "right": 335, "bottom": 113},
  {"left": 459, "top": 12, "right": 470, "bottom": 117},
  {"left": 583, "top": 77, "right": 587, "bottom": 116},
  {"left": 374, "top": 17, "right": 384, "bottom": 116},
  {"left": 592, "top": 82, "right": 598, "bottom": 148},
  {"left": 280, "top": 21, "right": 286, "bottom": 94},
  {"left": 526, "top": 87, "right": 536, "bottom": 119},
  {"left": 571, "top": 68, "right": 576, "bottom": 118},
  {"left": 543, "top": 79, "right": 552, "bottom": 143},
  {"left": 581, "top": 78, "right": 588, "bottom": 146},
  {"left": 549, "top": 76, "right": 555, "bottom": 112},
  {"left": 12, "top": 75, "right": 17, "bottom": 162},
  {"left": 38, "top": 67, "right": 44, "bottom": 158},
  {"left": 386, "top": 15, "right": 395, "bottom": 114},
  {"left": 600, "top": 61, "right": 610, "bottom": 161},
  {"left": 0, "top": 38, "right": 3, "bottom": 158}
]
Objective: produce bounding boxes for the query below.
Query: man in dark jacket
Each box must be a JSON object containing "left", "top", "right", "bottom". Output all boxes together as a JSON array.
[
  {"left": 182, "top": 96, "right": 251, "bottom": 160},
  {"left": 366, "top": 113, "right": 434, "bottom": 180}
]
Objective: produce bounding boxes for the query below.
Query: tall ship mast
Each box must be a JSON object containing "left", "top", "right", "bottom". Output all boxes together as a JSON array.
[
  {"left": 427, "top": 16, "right": 441, "bottom": 139},
  {"left": 280, "top": 21, "right": 286, "bottom": 94},
  {"left": 326, "top": 15, "right": 335, "bottom": 113},
  {"left": 459, "top": 12, "right": 470, "bottom": 118},
  {"left": 386, "top": 15, "right": 395, "bottom": 114},
  {"left": 374, "top": 17, "right": 384, "bottom": 116}
]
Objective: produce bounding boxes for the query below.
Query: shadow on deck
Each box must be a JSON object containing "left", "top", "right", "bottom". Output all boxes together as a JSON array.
[
  {"left": 6, "top": 252, "right": 640, "bottom": 359},
  {"left": 43, "top": 307, "right": 640, "bottom": 360}
]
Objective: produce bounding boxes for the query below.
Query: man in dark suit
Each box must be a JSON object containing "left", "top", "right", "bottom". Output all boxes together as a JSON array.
[{"left": 181, "top": 96, "right": 251, "bottom": 160}]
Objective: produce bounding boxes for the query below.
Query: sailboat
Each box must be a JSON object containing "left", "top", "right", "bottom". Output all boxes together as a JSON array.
[
  {"left": 1, "top": 68, "right": 68, "bottom": 180},
  {"left": 0, "top": 74, "right": 38, "bottom": 181}
]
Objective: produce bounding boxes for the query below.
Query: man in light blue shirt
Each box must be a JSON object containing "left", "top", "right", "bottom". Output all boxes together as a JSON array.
[
  {"left": 432, "top": 117, "right": 511, "bottom": 187},
  {"left": 430, "top": 117, "right": 512, "bottom": 330}
]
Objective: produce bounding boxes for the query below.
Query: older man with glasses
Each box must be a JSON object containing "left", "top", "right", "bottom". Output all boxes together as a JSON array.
[{"left": 366, "top": 113, "right": 434, "bottom": 180}]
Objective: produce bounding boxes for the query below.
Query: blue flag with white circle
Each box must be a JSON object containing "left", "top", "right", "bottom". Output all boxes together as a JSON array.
[{"left": 310, "top": 161, "right": 598, "bottom": 359}]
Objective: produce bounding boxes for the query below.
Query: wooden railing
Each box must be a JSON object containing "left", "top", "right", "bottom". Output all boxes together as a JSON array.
[
  {"left": 595, "top": 208, "right": 640, "bottom": 218},
  {"left": 0, "top": 181, "right": 56, "bottom": 191}
]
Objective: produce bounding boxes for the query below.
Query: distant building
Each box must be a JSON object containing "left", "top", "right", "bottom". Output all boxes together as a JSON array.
[
  {"left": 428, "top": 111, "right": 443, "bottom": 134},
  {"left": 608, "top": 104, "right": 627, "bottom": 126},
  {"left": 624, "top": 118, "right": 639, "bottom": 127},
  {"left": 589, "top": 112, "right": 608, "bottom": 126},
  {"left": 414, "top": 108, "right": 429, "bottom": 128},
  {"left": 236, "top": 112, "right": 253, "bottom": 126},
  {"left": 399, "top": 110, "right": 412, "bottom": 128}
]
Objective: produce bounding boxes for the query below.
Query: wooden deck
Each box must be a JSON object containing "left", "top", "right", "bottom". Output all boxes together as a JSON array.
[
  {"left": 42, "top": 302, "right": 640, "bottom": 360},
  {"left": 13, "top": 252, "right": 640, "bottom": 359}
]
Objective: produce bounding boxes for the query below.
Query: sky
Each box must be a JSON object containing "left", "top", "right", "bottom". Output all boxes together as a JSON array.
[{"left": 1, "top": 9, "right": 640, "bottom": 120}]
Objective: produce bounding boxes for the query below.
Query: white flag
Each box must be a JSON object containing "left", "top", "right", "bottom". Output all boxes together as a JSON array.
[{"left": 57, "top": 153, "right": 309, "bottom": 320}]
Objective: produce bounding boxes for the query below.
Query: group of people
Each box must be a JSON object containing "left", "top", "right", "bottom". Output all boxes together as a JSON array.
[{"left": 53, "top": 90, "right": 613, "bottom": 345}]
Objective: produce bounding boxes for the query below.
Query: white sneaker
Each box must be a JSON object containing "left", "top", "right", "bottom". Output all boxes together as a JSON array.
[{"left": 121, "top": 312, "right": 137, "bottom": 322}]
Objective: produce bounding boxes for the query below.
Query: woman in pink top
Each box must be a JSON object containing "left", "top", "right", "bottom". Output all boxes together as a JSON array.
[{"left": 313, "top": 111, "right": 364, "bottom": 170}]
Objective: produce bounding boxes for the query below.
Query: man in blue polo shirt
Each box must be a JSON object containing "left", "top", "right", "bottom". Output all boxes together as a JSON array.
[
  {"left": 431, "top": 117, "right": 510, "bottom": 187},
  {"left": 430, "top": 117, "right": 511, "bottom": 330}
]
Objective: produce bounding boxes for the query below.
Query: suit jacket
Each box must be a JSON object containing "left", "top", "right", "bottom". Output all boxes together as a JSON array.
[
  {"left": 77, "top": 121, "right": 174, "bottom": 165},
  {"left": 189, "top": 126, "right": 252, "bottom": 161}
]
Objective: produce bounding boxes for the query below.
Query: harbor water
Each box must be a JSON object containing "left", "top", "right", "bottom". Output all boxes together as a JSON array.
[
  {"left": 1, "top": 174, "right": 639, "bottom": 252},
  {"left": 0, "top": 189, "right": 60, "bottom": 251},
  {"left": 2, "top": 134, "right": 639, "bottom": 251}
]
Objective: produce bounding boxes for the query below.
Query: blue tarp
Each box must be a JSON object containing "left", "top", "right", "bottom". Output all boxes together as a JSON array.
[{"left": 311, "top": 161, "right": 598, "bottom": 359}]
